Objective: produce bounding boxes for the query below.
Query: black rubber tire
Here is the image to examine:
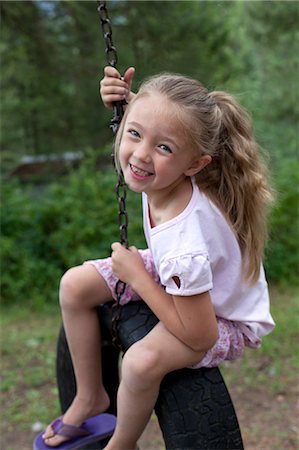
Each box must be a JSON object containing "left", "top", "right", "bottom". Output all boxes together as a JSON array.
[{"left": 56, "top": 301, "right": 244, "bottom": 449}]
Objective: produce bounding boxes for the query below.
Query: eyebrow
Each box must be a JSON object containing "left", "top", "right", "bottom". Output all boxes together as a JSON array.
[{"left": 126, "top": 120, "right": 179, "bottom": 146}]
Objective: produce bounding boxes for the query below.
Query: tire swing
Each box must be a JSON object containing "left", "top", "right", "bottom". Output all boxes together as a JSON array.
[{"left": 56, "top": 2, "right": 244, "bottom": 449}]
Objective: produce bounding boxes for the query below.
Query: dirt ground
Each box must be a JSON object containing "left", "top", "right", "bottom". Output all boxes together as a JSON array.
[{"left": 5, "top": 374, "right": 298, "bottom": 450}]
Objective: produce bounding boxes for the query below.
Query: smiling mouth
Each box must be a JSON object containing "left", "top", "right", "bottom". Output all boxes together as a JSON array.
[{"left": 129, "top": 164, "right": 153, "bottom": 177}]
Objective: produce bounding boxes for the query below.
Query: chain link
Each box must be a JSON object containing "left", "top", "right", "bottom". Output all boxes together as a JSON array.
[
  {"left": 112, "top": 172, "right": 129, "bottom": 349},
  {"left": 116, "top": 175, "right": 129, "bottom": 249},
  {"left": 97, "top": 1, "right": 129, "bottom": 350},
  {"left": 97, "top": 1, "right": 118, "bottom": 67},
  {"left": 97, "top": 1, "right": 126, "bottom": 136}
]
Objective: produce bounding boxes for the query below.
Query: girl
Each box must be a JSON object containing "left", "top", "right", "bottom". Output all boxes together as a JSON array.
[{"left": 41, "top": 67, "right": 275, "bottom": 450}]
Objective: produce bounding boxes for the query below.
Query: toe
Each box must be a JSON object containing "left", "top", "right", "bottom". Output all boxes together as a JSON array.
[
  {"left": 44, "top": 435, "right": 66, "bottom": 448},
  {"left": 42, "top": 424, "right": 54, "bottom": 440},
  {"left": 42, "top": 423, "right": 67, "bottom": 447}
]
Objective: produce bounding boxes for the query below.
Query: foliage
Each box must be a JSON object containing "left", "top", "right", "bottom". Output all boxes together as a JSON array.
[
  {"left": 265, "top": 159, "right": 299, "bottom": 284},
  {"left": 1, "top": 155, "right": 145, "bottom": 307},
  {"left": 2, "top": 1, "right": 297, "bottom": 167},
  {"left": 1, "top": 152, "right": 297, "bottom": 308},
  {"left": 1, "top": 1, "right": 298, "bottom": 303},
  {"left": 242, "top": 1, "right": 299, "bottom": 162},
  {"left": 0, "top": 0, "right": 112, "bottom": 164}
]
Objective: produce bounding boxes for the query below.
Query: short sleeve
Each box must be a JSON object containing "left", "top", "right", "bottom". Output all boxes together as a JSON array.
[{"left": 159, "top": 253, "right": 213, "bottom": 296}]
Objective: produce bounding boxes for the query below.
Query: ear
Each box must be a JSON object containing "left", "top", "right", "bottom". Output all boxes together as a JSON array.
[{"left": 184, "top": 155, "right": 212, "bottom": 177}]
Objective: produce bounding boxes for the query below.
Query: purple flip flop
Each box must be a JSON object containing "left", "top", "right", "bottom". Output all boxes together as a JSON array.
[{"left": 33, "top": 413, "right": 116, "bottom": 450}]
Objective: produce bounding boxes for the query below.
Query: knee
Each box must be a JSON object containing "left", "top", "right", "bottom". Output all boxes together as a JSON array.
[
  {"left": 121, "top": 341, "right": 161, "bottom": 388},
  {"left": 59, "top": 267, "right": 85, "bottom": 310}
]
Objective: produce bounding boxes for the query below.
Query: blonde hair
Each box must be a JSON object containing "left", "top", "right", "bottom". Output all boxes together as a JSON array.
[{"left": 115, "top": 73, "right": 273, "bottom": 283}]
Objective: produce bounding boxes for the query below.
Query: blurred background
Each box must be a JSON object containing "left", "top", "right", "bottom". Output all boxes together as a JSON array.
[{"left": 1, "top": 1, "right": 298, "bottom": 449}]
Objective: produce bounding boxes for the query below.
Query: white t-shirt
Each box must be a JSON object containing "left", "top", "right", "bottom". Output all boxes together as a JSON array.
[{"left": 142, "top": 178, "right": 275, "bottom": 339}]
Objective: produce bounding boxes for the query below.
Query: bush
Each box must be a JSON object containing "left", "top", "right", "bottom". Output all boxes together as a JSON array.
[
  {"left": 1, "top": 156, "right": 145, "bottom": 307},
  {"left": 1, "top": 155, "right": 298, "bottom": 307},
  {"left": 1, "top": 180, "right": 59, "bottom": 308},
  {"left": 265, "top": 158, "right": 299, "bottom": 284}
]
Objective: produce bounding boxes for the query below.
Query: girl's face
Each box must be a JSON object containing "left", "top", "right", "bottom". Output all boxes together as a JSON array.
[{"left": 119, "top": 94, "right": 205, "bottom": 199}]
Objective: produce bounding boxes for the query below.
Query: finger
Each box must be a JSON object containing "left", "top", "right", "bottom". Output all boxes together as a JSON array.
[
  {"left": 101, "top": 73, "right": 127, "bottom": 85},
  {"left": 111, "top": 242, "right": 122, "bottom": 252},
  {"left": 101, "top": 85, "right": 128, "bottom": 94},
  {"left": 123, "top": 67, "right": 135, "bottom": 89},
  {"left": 103, "top": 65, "right": 121, "bottom": 79},
  {"left": 100, "top": 77, "right": 129, "bottom": 103},
  {"left": 102, "top": 94, "right": 127, "bottom": 105},
  {"left": 100, "top": 81, "right": 128, "bottom": 108},
  {"left": 101, "top": 86, "right": 128, "bottom": 101},
  {"left": 129, "top": 245, "right": 139, "bottom": 254}
]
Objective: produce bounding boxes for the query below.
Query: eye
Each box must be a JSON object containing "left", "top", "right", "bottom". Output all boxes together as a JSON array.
[
  {"left": 128, "top": 129, "right": 140, "bottom": 138},
  {"left": 158, "top": 144, "right": 172, "bottom": 154}
]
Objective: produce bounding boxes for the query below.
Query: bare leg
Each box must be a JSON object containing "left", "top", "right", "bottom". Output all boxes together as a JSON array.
[
  {"left": 43, "top": 264, "right": 113, "bottom": 447},
  {"left": 104, "top": 321, "right": 205, "bottom": 450}
]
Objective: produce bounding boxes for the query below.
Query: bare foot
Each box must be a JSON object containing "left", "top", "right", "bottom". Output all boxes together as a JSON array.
[{"left": 42, "top": 391, "right": 110, "bottom": 447}]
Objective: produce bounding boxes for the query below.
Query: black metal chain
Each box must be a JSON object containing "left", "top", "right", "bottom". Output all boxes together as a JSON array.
[
  {"left": 97, "top": 0, "right": 118, "bottom": 67},
  {"left": 97, "top": 0, "right": 129, "bottom": 350},
  {"left": 97, "top": 1, "right": 126, "bottom": 136}
]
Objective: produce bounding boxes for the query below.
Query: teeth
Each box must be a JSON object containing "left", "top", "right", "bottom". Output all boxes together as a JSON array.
[{"left": 131, "top": 164, "right": 152, "bottom": 177}]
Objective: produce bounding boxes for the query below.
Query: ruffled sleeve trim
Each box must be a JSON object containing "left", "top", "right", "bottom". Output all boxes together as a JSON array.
[{"left": 159, "top": 252, "right": 213, "bottom": 297}]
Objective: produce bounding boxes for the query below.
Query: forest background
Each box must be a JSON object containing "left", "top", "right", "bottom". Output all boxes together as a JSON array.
[
  {"left": 1, "top": 1, "right": 298, "bottom": 304},
  {"left": 0, "top": 2, "right": 299, "bottom": 450}
]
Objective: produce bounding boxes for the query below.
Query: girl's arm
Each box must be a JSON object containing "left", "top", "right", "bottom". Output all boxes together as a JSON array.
[
  {"left": 100, "top": 66, "right": 136, "bottom": 109},
  {"left": 134, "top": 275, "right": 218, "bottom": 353},
  {"left": 111, "top": 243, "right": 218, "bottom": 352}
]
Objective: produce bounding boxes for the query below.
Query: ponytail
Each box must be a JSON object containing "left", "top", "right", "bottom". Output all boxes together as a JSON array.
[{"left": 196, "top": 91, "right": 273, "bottom": 283}]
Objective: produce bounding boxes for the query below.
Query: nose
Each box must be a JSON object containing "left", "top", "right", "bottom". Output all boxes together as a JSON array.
[{"left": 134, "top": 142, "right": 151, "bottom": 163}]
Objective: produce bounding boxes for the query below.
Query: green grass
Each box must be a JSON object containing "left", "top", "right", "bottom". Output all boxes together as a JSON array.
[
  {"left": 1, "top": 284, "right": 298, "bottom": 449},
  {"left": 1, "top": 305, "right": 62, "bottom": 442},
  {"left": 221, "top": 284, "right": 299, "bottom": 394},
  {"left": 221, "top": 284, "right": 299, "bottom": 449}
]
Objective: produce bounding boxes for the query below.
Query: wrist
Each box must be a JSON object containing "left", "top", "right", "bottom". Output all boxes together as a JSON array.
[{"left": 130, "top": 270, "right": 154, "bottom": 296}]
